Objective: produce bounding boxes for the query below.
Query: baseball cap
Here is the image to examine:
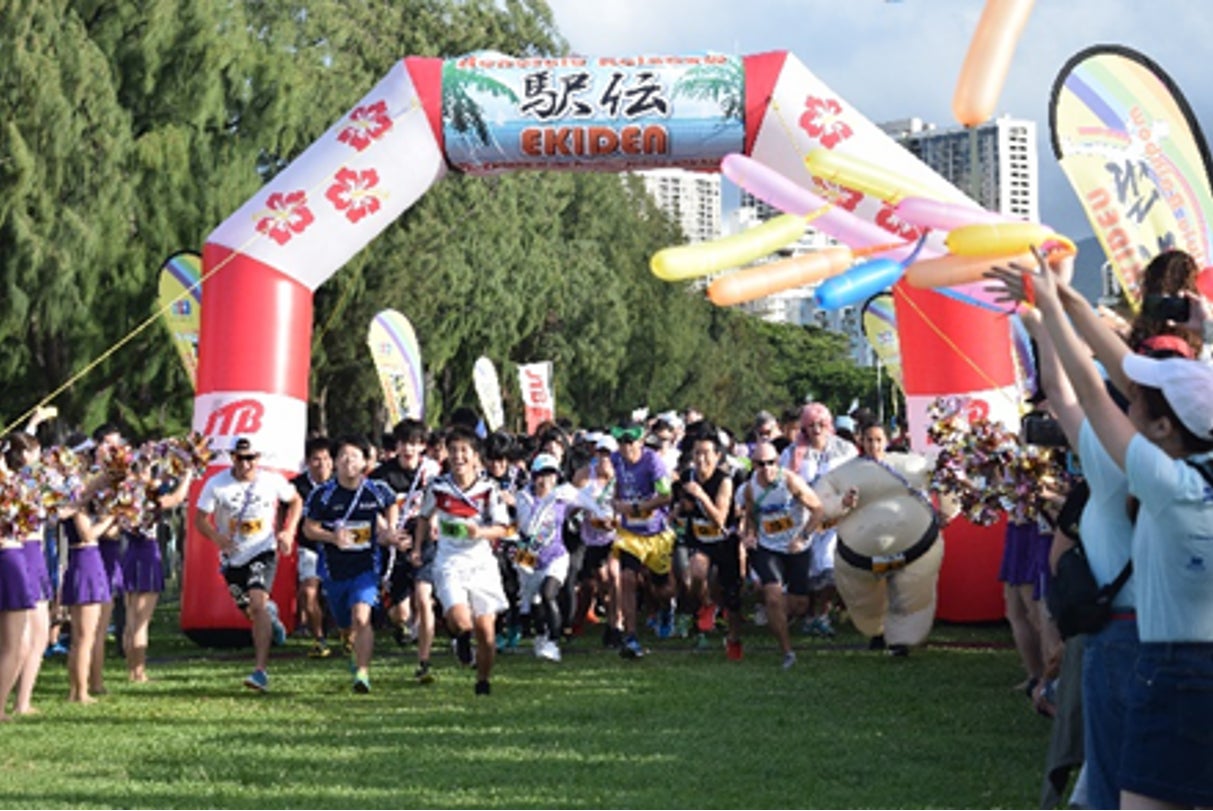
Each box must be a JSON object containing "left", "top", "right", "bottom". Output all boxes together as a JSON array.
[
  {"left": 231, "top": 437, "right": 261, "bottom": 457},
  {"left": 595, "top": 435, "right": 618, "bottom": 453},
  {"left": 835, "top": 415, "right": 856, "bottom": 434},
  {"left": 531, "top": 453, "right": 561, "bottom": 475},
  {"left": 1122, "top": 355, "right": 1213, "bottom": 439}
]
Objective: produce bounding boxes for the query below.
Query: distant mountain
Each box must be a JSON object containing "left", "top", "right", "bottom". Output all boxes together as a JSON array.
[{"left": 1071, "top": 235, "right": 1107, "bottom": 304}]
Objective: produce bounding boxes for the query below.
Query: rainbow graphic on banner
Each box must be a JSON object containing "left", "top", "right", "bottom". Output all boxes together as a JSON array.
[
  {"left": 367, "top": 309, "right": 425, "bottom": 425},
  {"left": 157, "top": 251, "right": 202, "bottom": 390},
  {"left": 860, "top": 293, "right": 904, "bottom": 394},
  {"left": 1051, "top": 45, "right": 1213, "bottom": 310}
]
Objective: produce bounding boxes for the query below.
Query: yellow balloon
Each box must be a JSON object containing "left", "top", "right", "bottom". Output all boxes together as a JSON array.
[
  {"left": 650, "top": 213, "right": 808, "bottom": 282},
  {"left": 804, "top": 149, "right": 937, "bottom": 204},
  {"left": 945, "top": 222, "right": 1075, "bottom": 257}
]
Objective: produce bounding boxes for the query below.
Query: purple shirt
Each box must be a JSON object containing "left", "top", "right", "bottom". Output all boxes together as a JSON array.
[{"left": 610, "top": 448, "right": 671, "bottom": 536}]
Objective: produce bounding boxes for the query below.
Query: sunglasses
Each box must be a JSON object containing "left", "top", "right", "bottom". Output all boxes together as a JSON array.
[
  {"left": 234, "top": 454, "right": 259, "bottom": 462},
  {"left": 755, "top": 459, "right": 778, "bottom": 467}
]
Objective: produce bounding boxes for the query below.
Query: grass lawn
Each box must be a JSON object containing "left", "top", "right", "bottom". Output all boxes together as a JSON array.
[{"left": 1, "top": 602, "right": 1053, "bottom": 809}]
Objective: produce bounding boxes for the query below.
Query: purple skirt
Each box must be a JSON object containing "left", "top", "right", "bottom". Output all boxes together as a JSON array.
[
  {"left": 22, "top": 540, "right": 52, "bottom": 602},
  {"left": 999, "top": 520, "right": 1052, "bottom": 599},
  {"left": 0, "top": 546, "right": 37, "bottom": 611},
  {"left": 121, "top": 536, "right": 164, "bottom": 595},
  {"left": 62, "top": 545, "right": 112, "bottom": 606},
  {"left": 99, "top": 537, "right": 124, "bottom": 596}
]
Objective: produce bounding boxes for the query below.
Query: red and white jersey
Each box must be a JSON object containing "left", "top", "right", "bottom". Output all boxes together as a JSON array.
[{"left": 419, "top": 473, "right": 509, "bottom": 556}]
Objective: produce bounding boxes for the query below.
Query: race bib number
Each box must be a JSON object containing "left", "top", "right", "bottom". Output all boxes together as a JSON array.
[
  {"left": 344, "top": 522, "right": 372, "bottom": 551},
  {"left": 515, "top": 549, "right": 537, "bottom": 569},
  {"left": 762, "top": 515, "right": 794, "bottom": 535},
  {"left": 693, "top": 519, "right": 724, "bottom": 540},
  {"left": 232, "top": 518, "right": 264, "bottom": 537}
]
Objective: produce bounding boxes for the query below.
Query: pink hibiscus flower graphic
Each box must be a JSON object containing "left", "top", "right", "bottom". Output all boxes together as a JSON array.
[
  {"left": 875, "top": 203, "right": 921, "bottom": 241},
  {"left": 799, "top": 96, "right": 853, "bottom": 149},
  {"left": 809, "top": 178, "right": 863, "bottom": 212},
  {"left": 254, "top": 190, "right": 314, "bottom": 246},
  {"left": 325, "top": 167, "right": 385, "bottom": 224},
  {"left": 337, "top": 100, "right": 393, "bottom": 152}
]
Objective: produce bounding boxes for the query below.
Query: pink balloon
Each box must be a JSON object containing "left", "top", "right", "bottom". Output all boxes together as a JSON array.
[{"left": 894, "top": 196, "right": 1007, "bottom": 230}]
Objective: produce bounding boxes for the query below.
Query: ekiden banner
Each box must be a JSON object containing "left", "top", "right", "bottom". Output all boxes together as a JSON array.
[
  {"left": 1051, "top": 45, "right": 1213, "bottom": 309},
  {"left": 442, "top": 52, "right": 744, "bottom": 173},
  {"left": 367, "top": 309, "right": 425, "bottom": 426}
]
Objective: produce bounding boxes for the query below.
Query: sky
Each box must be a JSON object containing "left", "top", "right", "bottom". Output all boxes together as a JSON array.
[{"left": 544, "top": 0, "right": 1213, "bottom": 243}]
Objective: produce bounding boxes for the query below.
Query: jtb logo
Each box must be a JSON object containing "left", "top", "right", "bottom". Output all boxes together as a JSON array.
[
  {"left": 524, "top": 368, "right": 550, "bottom": 407},
  {"left": 204, "top": 399, "right": 264, "bottom": 436}
]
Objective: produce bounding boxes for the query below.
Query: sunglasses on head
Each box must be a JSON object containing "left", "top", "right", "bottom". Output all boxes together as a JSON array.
[{"left": 611, "top": 426, "right": 644, "bottom": 443}]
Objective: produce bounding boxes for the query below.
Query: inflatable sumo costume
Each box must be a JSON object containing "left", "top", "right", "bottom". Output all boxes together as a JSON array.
[{"left": 814, "top": 453, "right": 958, "bottom": 650}]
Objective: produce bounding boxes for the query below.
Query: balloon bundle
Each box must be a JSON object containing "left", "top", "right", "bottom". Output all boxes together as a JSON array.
[{"left": 927, "top": 398, "right": 1068, "bottom": 526}]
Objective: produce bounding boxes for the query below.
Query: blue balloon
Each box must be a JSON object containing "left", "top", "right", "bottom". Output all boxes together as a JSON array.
[{"left": 815, "top": 258, "right": 906, "bottom": 311}]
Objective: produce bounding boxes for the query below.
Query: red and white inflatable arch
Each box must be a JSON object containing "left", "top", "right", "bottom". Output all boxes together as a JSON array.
[{"left": 183, "top": 51, "right": 1012, "bottom": 642}]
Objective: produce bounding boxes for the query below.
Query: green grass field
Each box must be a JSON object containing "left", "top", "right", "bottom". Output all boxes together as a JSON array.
[{"left": 1, "top": 604, "right": 1052, "bottom": 809}]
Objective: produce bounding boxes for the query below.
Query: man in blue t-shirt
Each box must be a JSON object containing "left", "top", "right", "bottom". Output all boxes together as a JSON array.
[{"left": 303, "top": 435, "right": 401, "bottom": 693}]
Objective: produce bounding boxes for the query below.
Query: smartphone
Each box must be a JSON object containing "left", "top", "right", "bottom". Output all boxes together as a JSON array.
[{"left": 1141, "top": 294, "right": 1191, "bottom": 323}]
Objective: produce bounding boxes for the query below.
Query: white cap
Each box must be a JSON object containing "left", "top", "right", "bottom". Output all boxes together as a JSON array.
[
  {"left": 1122, "top": 354, "right": 1213, "bottom": 439},
  {"left": 531, "top": 453, "right": 561, "bottom": 475},
  {"left": 595, "top": 435, "right": 618, "bottom": 453}
]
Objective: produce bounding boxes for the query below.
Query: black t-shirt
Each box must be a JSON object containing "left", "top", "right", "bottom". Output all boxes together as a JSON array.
[
  {"left": 680, "top": 467, "right": 733, "bottom": 540},
  {"left": 291, "top": 472, "right": 325, "bottom": 550}
]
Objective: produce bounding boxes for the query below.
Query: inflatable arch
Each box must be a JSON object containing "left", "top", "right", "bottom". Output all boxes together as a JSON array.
[{"left": 182, "top": 51, "right": 1014, "bottom": 643}]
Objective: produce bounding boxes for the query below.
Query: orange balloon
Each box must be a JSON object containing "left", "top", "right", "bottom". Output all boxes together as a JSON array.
[
  {"left": 707, "top": 247, "right": 853, "bottom": 306},
  {"left": 951, "top": 0, "right": 1035, "bottom": 127},
  {"left": 905, "top": 251, "right": 1034, "bottom": 290}
]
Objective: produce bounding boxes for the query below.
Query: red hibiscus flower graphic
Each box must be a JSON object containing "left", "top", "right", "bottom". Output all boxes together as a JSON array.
[
  {"left": 809, "top": 178, "right": 863, "bottom": 212},
  {"left": 255, "top": 190, "right": 314, "bottom": 246},
  {"left": 799, "top": 96, "right": 853, "bottom": 150},
  {"left": 337, "top": 100, "right": 393, "bottom": 152},
  {"left": 874, "top": 203, "right": 921, "bottom": 241},
  {"left": 326, "top": 167, "right": 385, "bottom": 224}
]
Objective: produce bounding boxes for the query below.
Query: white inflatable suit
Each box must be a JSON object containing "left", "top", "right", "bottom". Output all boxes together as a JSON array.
[{"left": 815, "top": 453, "right": 954, "bottom": 648}]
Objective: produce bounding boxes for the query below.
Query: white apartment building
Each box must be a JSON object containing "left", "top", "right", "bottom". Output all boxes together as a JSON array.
[{"left": 634, "top": 168, "right": 722, "bottom": 244}]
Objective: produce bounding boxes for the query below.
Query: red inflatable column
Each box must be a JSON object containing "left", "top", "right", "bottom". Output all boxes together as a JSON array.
[
  {"left": 895, "top": 282, "right": 1018, "bottom": 623},
  {"left": 180, "top": 246, "right": 312, "bottom": 646}
]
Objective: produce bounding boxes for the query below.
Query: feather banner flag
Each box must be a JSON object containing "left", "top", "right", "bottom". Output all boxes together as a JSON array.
[
  {"left": 158, "top": 251, "right": 203, "bottom": 390},
  {"left": 517, "top": 362, "right": 554, "bottom": 435},
  {"left": 860, "top": 293, "right": 904, "bottom": 395},
  {"left": 1051, "top": 45, "right": 1213, "bottom": 310},
  {"left": 473, "top": 356, "right": 505, "bottom": 432},
  {"left": 366, "top": 310, "right": 425, "bottom": 426}
]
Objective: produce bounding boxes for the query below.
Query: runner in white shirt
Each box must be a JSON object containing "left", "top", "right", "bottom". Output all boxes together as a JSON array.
[
  {"left": 194, "top": 437, "right": 301, "bottom": 692},
  {"left": 414, "top": 426, "right": 510, "bottom": 696}
]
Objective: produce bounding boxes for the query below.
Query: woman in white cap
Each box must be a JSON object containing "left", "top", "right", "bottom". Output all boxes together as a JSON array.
[
  {"left": 989, "top": 249, "right": 1213, "bottom": 809},
  {"left": 514, "top": 453, "right": 579, "bottom": 662}
]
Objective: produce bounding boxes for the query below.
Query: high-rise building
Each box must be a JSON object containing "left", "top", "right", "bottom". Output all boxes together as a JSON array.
[
  {"left": 880, "top": 115, "right": 1038, "bottom": 222},
  {"left": 634, "top": 168, "right": 722, "bottom": 243}
]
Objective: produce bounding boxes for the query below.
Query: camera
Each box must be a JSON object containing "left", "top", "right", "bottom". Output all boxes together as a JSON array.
[
  {"left": 1141, "top": 294, "right": 1191, "bottom": 323},
  {"left": 1022, "top": 413, "right": 1068, "bottom": 448}
]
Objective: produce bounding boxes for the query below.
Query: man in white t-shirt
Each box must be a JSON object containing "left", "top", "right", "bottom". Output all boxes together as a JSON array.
[{"left": 194, "top": 437, "right": 302, "bottom": 692}]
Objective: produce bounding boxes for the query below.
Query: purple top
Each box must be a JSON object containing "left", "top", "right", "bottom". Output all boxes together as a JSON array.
[{"left": 610, "top": 448, "right": 671, "bottom": 536}]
